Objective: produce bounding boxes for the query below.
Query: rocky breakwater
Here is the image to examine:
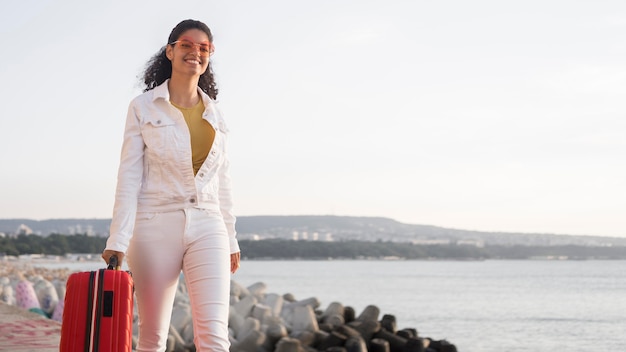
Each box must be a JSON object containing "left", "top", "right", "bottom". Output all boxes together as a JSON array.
[
  {"left": 0, "top": 263, "right": 69, "bottom": 322},
  {"left": 1, "top": 261, "right": 458, "bottom": 352},
  {"left": 223, "top": 281, "right": 458, "bottom": 352}
]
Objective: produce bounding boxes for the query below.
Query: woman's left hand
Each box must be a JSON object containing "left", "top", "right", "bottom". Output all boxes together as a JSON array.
[{"left": 230, "top": 252, "right": 241, "bottom": 273}]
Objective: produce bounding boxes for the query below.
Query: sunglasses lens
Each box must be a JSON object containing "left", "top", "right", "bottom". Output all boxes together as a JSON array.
[
  {"left": 176, "top": 39, "right": 212, "bottom": 57},
  {"left": 179, "top": 40, "right": 194, "bottom": 49},
  {"left": 198, "top": 44, "right": 211, "bottom": 56}
]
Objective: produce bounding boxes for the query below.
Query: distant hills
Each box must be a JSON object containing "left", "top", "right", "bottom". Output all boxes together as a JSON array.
[{"left": 1, "top": 216, "right": 625, "bottom": 247}]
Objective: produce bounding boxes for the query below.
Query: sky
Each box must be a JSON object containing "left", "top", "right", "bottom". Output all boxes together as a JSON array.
[{"left": 1, "top": 0, "right": 625, "bottom": 237}]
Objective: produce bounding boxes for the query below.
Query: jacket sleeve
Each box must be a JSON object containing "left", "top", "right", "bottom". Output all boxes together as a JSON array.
[
  {"left": 106, "top": 101, "right": 144, "bottom": 253},
  {"left": 217, "top": 119, "right": 240, "bottom": 254}
]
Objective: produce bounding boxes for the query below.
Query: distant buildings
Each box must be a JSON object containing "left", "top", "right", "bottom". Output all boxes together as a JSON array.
[
  {"left": 15, "top": 224, "right": 34, "bottom": 236},
  {"left": 3, "top": 223, "right": 96, "bottom": 238},
  {"left": 292, "top": 231, "right": 333, "bottom": 242},
  {"left": 237, "top": 231, "right": 335, "bottom": 242},
  {"left": 66, "top": 225, "right": 96, "bottom": 236}
]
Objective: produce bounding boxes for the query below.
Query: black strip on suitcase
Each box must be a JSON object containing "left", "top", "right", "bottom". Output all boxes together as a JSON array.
[
  {"left": 85, "top": 271, "right": 96, "bottom": 352},
  {"left": 92, "top": 269, "right": 106, "bottom": 352}
]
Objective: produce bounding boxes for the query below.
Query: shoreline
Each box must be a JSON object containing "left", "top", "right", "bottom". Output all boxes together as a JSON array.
[{"left": 1, "top": 256, "right": 460, "bottom": 352}]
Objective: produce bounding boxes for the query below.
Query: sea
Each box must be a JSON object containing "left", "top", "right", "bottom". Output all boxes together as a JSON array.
[{"left": 37, "top": 259, "right": 626, "bottom": 352}]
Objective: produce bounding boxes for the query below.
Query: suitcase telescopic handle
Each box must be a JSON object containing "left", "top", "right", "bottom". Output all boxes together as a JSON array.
[{"left": 107, "top": 255, "right": 118, "bottom": 270}]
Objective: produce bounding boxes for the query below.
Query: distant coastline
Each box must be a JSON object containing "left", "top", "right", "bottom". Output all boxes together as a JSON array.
[
  {"left": 2, "top": 216, "right": 625, "bottom": 248},
  {"left": 2, "top": 235, "right": 626, "bottom": 261}
]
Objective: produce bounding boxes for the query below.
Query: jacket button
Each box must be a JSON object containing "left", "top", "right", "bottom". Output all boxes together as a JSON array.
[
  {"left": 156, "top": 120, "right": 161, "bottom": 124},
  {"left": 190, "top": 198, "right": 196, "bottom": 203},
  {"left": 199, "top": 173, "right": 204, "bottom": 177}
]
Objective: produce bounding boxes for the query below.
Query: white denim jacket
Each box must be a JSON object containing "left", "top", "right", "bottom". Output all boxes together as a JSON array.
[{"left": 105, "top": 80, "right": 239, "bottom": 254}]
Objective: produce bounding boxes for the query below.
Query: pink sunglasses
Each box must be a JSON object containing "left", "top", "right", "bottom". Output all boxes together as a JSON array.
[{"left": 169, "top": 36, "right": 215, "bottom": 57}]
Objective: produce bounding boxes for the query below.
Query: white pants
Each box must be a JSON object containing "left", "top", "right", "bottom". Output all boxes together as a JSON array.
[{"left": 127, "top": 207, "right": 231, "bottom": 352}]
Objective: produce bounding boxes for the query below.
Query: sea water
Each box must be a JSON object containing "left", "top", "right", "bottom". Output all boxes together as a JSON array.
[{"left": 38, "top": 259, "right": 626, "bottom": 352}]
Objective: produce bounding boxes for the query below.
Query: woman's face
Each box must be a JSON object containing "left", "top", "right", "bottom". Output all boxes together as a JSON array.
[{"left": 166, "top": 29, "right": 212, "bottom": 78}]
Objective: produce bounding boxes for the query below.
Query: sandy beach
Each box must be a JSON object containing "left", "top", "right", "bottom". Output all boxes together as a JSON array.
[{"left": 0, "top": 301, "right": 61, "bottom": 352}]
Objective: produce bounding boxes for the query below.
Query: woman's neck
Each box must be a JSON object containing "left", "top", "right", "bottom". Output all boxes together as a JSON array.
[{"left": 168, "top": 75, "right": 200, "bottom": 108}]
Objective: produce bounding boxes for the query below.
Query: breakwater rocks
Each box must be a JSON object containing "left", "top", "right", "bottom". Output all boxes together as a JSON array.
[
  {"left": 226, "top": 281, "right": 457, "bottom": 352},
  {"left": 0, "top": 262, "right": 457, "bottom": 352},
  {"left": 0, "top": 264, "right": 69, "bottom": 322}
]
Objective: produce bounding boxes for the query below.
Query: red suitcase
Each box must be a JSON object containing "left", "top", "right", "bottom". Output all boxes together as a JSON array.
[{"left": 60, "top": 256, "right": 134, "bottom": 352}]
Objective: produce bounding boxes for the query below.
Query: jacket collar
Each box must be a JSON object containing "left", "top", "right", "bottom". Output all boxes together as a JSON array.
[
  {"left": 152, "top": 79, "right": 224, "bottom": 131},
  {"left": 151, "top": 79, "right": 214, "bottom": 107}
]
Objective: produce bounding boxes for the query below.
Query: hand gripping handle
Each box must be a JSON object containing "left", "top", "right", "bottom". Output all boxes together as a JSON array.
[{"left": 107, "top": 255, "right": 119, "bottom": 270}]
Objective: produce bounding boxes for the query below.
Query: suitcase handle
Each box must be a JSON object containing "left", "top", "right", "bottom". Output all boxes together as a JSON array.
[{"left": 107, "top": 255, "right": 119, "bottom": 270}]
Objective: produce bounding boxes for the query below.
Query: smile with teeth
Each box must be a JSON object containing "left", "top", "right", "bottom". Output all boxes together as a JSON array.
[{"left": 184, "top": 58, "right": 202, "bottom": 65}]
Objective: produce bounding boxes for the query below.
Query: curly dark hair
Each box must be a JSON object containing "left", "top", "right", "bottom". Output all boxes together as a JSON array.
[{"left": 142, "top": 19, "right": 219, "bottom": 99}]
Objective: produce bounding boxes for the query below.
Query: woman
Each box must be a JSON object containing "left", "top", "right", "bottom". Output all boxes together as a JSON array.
[{"left": 102, "top": 19, "right": 240, "bottom": 352}]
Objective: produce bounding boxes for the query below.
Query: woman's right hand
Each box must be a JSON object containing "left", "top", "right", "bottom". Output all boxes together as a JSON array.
[{"left": 102, "top": 249, "right": 125, "bottom": 269}]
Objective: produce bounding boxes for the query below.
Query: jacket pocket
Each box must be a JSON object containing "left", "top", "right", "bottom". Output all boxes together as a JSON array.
[{"left": 142, "top": 117, "right": 177, "bottom": 155}]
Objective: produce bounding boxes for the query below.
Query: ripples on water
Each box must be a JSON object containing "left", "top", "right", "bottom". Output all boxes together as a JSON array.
[{"left": 39, "top": 259, "right": 626, "bottom": 352}]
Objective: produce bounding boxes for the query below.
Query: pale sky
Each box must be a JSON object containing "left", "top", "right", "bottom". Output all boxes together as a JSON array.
[{"left": 1, "top": 0, "right": 624, "bottom": 237}]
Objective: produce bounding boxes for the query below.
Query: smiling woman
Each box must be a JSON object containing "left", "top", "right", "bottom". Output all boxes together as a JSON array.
[
  {"left": 142, "top": 20, "right": 219, "bottom": 100},
  {"left": 101, "top": 19, "right": 241, "bottom": 352}
]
